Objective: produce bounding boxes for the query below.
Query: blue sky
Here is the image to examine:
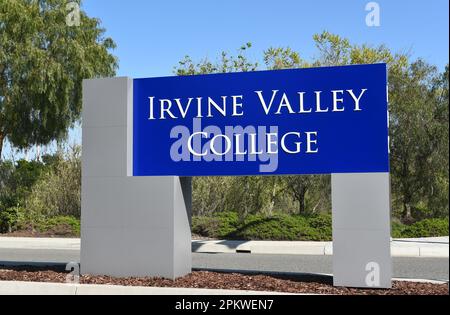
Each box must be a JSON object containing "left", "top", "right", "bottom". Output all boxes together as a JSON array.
[
  {"left": 2, "top": 0, "right": 449, "bottom": 159},
  {"left": 83, "top": 0, "right": 449, "bottom": 78}
]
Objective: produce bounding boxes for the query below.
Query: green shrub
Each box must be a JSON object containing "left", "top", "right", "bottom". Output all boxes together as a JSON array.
[
  {"left": 26, "top": 146, "right": 81, "bottom": 218},
  {"left": 193, "top": 212, "right": 333, "bottom": 241},
  {"left": 229, "top": 213, "right": 333, "bottom": 241},
  {"left": 307, "top": 214, "right": 332, "bottom": 240},
  {"left": 393, "top": 218, "right": 449, "bottom": 238},
  {"left": 391, "top": 221, "right": 405, "bottom": 238},
  {"left": 0, "top": 206, "right": 23, "bottom": 233},
  {"left": 193, "top": 212, "right": 448, "bottom": 241},
  {"left": 36, "top": 216, "right": 80, "bottom": 237},
  {"left": 192, "top": 211, "right": 239, "bottom": 238},
  {"left": 229, "top": 213, "right": 310, "bottom": 240},
  {"left": 0, "top": 159, "right": 47, "bottom": 227}
]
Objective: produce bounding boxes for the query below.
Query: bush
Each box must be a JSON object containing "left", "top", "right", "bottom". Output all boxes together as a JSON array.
[
  {"left": 229, "top": 214, "right": 310, "bottom": 241},
  {"left": 14, "top": 215, "right": 80, "bottom": 237},
  {"left": 36, "top": 216, "right": 80, "bottom": 237},
  {"left": 193, "top": 212, "right": 448, "bottom": 241},
  {"left": 26, "top": 146, "right": 81, "bottom": 218},
  {"left": 230, "top": 213, "right": 333, "bottom": 241},
  {"left": 392, "top": 218, "right": 449, "bottom": 238},
  {"left": 0, "top": 206, "right": 23, "bottom": 233},
  {"left": 192, "top": 212, "right": 239, "bottom": 238},
  {"left": 391, "top": 221, "right": 405, "bottom": 238},
  {"left": 193, "top": 212, "right": 333, "bottom": 241}
]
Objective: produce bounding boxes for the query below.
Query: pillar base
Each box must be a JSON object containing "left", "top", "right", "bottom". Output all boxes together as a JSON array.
[{"left": 332, "top": 172, "right": 392, "bottom": 288}]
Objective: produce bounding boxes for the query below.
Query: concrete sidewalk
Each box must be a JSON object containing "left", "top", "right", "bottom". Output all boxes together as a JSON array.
[
  {"left": 0, "top": 236, "right": 448, "bottom": 258},
  {"left": 0, "top": 277, "right": 446, "bottom": 295},
  {"left": 192, "top": 237, "right": 449, "bottom": 257},
  {"left": 0, "top": 280, "right": 294, "bottom": 295}
]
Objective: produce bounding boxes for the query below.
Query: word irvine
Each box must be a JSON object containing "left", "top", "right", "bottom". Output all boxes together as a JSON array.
[{"left": 146, "top": 88, "right": 368, "bottom": 172}]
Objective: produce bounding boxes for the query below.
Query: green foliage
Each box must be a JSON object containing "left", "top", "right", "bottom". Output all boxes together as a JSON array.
[
  {"left": 0, "top": 159, "right": 47, "bottom": 206},
  {"left": 0, "top": 206, "right": 23, "bottom": 233},
  {"left": 0, "top": 0, "right": 118, "bottom": 157},
  {"left": 0, "top": 31, "right": 448, "bottom": 237},
  {"left": 192, "top": 177, "right": 234, "bottom": 216},
  {"left": 0, "top": 158, "right": 50, "bottom": 232},
  {"left": 392, "top": 218, "right": 449, "bottom": 238},
  {"left": 34, "top": 215, "right": 80, "bottom": 237},
  {"left": 177, "top": 31, "right": 449, "bottom": 223},
  {"left": 193, "top": 212, "right": 333, "bottom": 241},
  {"left": 175, "top": 42, "right": 258, "bottom": 76},
  {"left": 26, "top": 145, "right": 81, "bottom": 218},
  {"left": 264, "top": 47, "right": 305, "bottom": 70},
  {"left": 230, "top": 213, "right": 333, "bottom": 241},
  {"left": 194, "top": 212, "right": 448, "bottom": 241},
  {"left": 390, "top": 61, "right": 449, "bottom": 220},
  {"left": 0, "top": 145, "right": 81, "bottom": 233},
  {"left": 192, "top": 212, "right": 240, "bottom": 238}
]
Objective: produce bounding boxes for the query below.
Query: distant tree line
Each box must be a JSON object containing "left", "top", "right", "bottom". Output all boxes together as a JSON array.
[
  {"left": 0, "top": 23, "right": 448, "bottom": 231},
  {"left": 175, "top": 32, "right": 449, "bottom": 223}
]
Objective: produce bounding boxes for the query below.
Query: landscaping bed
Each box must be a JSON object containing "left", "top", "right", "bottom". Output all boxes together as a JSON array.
[{"left": 0, "top": 266, "right": 447, "bottom": 295}]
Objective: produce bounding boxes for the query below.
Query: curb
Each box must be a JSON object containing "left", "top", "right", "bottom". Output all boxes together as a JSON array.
[
  {"left": 0, "top": 276, "right": 446, "bottom": 295},
  {"left": 1, "top": 237, "right": 448, "bottom": 258},
  {"left": 192, "top": 240, "right": 449, "bottom": 258},
  {"left": 0, "top": 281, "right": 295, "bottom": 296}
]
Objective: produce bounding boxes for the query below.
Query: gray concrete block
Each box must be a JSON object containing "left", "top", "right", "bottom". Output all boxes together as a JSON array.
[
  {"left": 332, "top": 228, "right": 392, "bottom": 288},
  {"left": 332, "top": 172, "right": 391, "bottom": 230},
  {"left": 82, "top": 126, "right": 128, "bottom": 178},
  {"left": 332, "top": 173, "right": 392, "bottom": 288},
  {"left": 82, "top": 77, "right": 131, "bottom": 128},
  {"left": 81, "top": 77, "right": 191, "bottom": 279}
]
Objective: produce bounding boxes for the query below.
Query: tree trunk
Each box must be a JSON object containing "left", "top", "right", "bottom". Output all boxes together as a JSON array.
[
  {"left": 298, "top": 188, "right": 307, "bottom": 214},
  {"left": 402, "top": 202, "right": 412, "bottom": 222},
  {"left": 299, "top": 199, "right": 305, "bottom": 214},
  {"left": 0, "top": 132, "right": 4, "bottom": 161},
  {"left": 267, "top": 180, "right": 277, "bottom": 216},
  {"left": 400, "top": 160, "right": 413, "bottom": 222}
]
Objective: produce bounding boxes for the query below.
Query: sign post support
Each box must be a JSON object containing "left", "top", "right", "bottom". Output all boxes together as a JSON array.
[
  {"left": 332, "top": 173, "right": 392, "bottom": 288},
  {"left": 81, "top": 77, "right": 192, "bottom": 279}
]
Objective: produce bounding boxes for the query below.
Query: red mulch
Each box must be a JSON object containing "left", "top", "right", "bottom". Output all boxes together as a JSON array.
[{"left": 0, "top": 266, "right": 447, "bottom": 295}]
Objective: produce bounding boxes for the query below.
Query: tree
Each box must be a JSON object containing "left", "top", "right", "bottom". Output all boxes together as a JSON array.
[
  {"left": 284, "top": 176, "right": 311, "bottom": 214},
  {"left": 175, "top": 31, "right": 449, "bottom": 222},
  {"left": 390, "top": 62, "right": 449, "bottom": 220},
  {"left": 175, "top": 42, "right": 257, "bottom": 76},
  {"left": 427, "top": 65, "right": 449, "bottom": 218},
  {"left": 0, "top": 0, "right": 117, "bottom": 159}
]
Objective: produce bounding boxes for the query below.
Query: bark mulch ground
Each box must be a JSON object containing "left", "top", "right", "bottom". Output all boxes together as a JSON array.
[{"left": 0, "top": 265, "right": 447, "bottom": 295}]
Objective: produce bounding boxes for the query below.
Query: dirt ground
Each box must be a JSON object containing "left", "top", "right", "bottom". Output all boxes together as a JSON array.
[{"left": 0, "top": 266, "right": 447, "bottom": 295}]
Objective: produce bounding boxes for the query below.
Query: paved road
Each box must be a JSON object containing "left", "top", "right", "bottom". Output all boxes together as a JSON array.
[{"left": 0, "top": 248, "right": 448, "bottom": 282}]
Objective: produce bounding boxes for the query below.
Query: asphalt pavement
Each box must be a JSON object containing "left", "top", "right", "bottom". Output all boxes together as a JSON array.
[{"left": 0, "top": 247, "right": 448, "bottom": 282}]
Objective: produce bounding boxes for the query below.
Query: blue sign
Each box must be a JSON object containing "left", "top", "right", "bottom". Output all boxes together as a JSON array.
[{"left": 133, "top": 64, "right": 389, "bottom": 176}]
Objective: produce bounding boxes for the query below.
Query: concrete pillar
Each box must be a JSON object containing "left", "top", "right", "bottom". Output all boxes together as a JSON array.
[
  {"left": 81, "top": 77, "right": 191, "bottom": 279},
  {"left": 332, "top": 172, "right": 392, "bottom": 288}
]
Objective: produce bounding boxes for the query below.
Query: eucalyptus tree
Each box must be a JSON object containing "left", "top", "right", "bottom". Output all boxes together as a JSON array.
[{"left": 0, "top": 0, "right": 117, "bottom": 159}]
